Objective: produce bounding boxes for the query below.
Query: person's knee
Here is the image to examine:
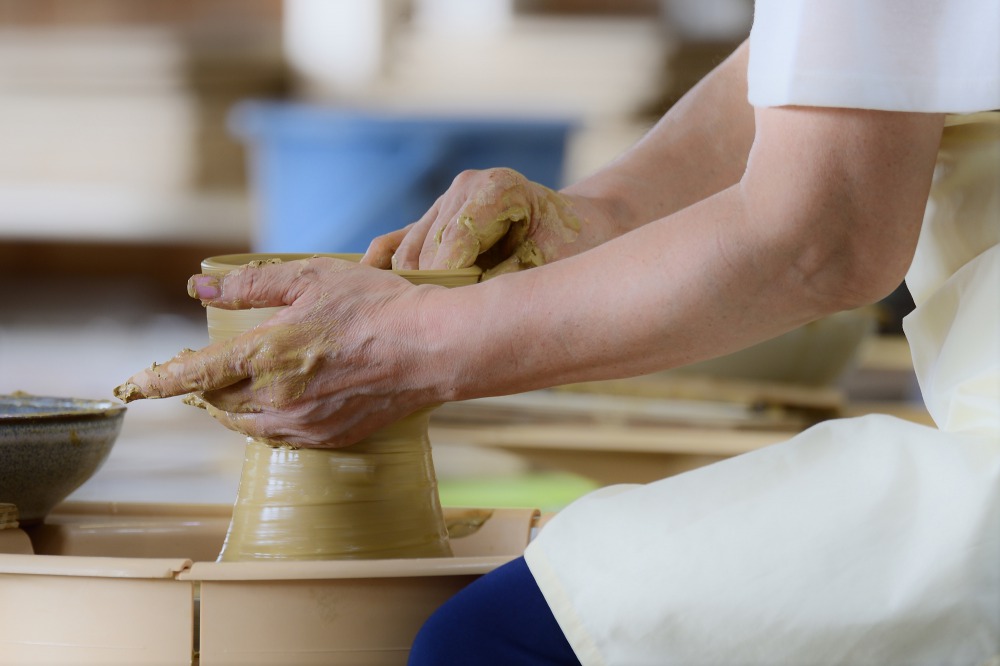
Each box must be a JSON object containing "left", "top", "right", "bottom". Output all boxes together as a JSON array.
[
  {"left": 408, "top": 593, "right": 482, "bottom": 665},
  {"left": 407, "top": 557, "right": 581, "bottom": 666}
]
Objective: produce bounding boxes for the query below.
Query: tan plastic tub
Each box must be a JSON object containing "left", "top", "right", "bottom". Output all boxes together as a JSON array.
[{"left": 1, "top": 502, "right": 540, "bottom": 665}]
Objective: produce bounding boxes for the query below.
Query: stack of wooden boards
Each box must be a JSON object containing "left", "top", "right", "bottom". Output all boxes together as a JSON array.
[
  {"left": 0, "top": 5, "right": 284, "bottom": 245},
  {"left": 430, "top": 366, "right": 931, "bottom": 485}
]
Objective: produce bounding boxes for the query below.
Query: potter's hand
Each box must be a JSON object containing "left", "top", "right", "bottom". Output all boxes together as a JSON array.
[
  {"left": 113, "top": 257, "right": 435, "bottom": 448},
  {"left": 362, "top": 167, "right": 609, "bottom": 278}
]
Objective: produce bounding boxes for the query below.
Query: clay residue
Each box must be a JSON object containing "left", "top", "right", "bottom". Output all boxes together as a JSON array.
[
  {"left": 182, "top": 393, "right": 208, "bottom": 409},
  {"left": 113, "top": 349, "right": 200, "bottom": 403},
  {"left": 442, "top": 168, "right": 583, "bottom": 278},
  {"left": 205, "top": 294, "right": 332, "bottom": 412},
  {"left": 113, "top": 382, "right": 144, "bottom": 403},
  {"left": 247, "top": 257, "right": 283, "bottom": 268},
  {"left": 445, "top": 508, "right": 494, "bottom": 539}
]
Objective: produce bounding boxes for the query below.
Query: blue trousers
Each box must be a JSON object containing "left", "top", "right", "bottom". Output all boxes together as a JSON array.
[{"left": 408, "top": 556, "right": 582, "bottom": 665}]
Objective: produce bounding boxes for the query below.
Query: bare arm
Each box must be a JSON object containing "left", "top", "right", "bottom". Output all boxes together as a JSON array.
[
  {"left": 119, "top": 82, "right": 944, "bottom": 448},
  {"left": 564, "top": 40, "right": 755, "bottom": 235},
  {"left": 422, "top": 106, "right": 943, "bottom": 401},
  {"left": 365, "top": 42, "right": 756, "bottom": 273}
]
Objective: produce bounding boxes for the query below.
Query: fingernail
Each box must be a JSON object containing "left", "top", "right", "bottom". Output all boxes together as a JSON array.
[{"left": 187, "top": 275, "right": 221, "bottom": 300}]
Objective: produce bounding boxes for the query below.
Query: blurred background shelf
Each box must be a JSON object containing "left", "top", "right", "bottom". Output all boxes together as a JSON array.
[{"left": 0, "top": 186, "right": 251, "bottom": 245}]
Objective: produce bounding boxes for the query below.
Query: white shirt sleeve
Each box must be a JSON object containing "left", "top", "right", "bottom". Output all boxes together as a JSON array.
[{"left": 748, "top": 0, "right": 1000, "bottom": 113}]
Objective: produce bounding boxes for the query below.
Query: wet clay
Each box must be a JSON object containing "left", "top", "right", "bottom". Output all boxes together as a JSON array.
[
  {"left": 202, "top": 254, "right": 480, "bottom": 562},
  {"left": 219, "top": 408, "right": 451, "bottom": 560},
  {"left": 113, "top": 382, "right": 143, "bottom": 402}
]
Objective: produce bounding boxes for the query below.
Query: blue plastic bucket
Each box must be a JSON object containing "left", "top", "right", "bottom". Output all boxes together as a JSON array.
[{"left": 230, "top": 102, "right": 574, "bottom": 253}]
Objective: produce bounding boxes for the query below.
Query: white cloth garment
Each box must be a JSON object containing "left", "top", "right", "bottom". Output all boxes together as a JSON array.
[
  {"left": 748, "top": 0, "right": 1000, "bottom": 113},
  {"left": 525, "top": 2, "right": 1000, "bottom": 662}
]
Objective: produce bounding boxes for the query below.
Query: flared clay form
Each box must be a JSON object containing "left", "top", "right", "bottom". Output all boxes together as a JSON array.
[{"left": 200, "top": 253, "right": 481, "bottom": 562}]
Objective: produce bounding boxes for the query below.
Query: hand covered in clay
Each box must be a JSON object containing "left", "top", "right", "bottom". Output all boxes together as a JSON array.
[
  {"left": 362, "top": 167, "right": 611, "bottom": 278},
  {"left": 113, "top": 258, "right": 438, "bottom": 448}
]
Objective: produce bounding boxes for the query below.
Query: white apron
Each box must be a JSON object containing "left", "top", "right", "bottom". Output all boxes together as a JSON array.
[{"left": 525, "top": 113, "right": 1000, "bottom": 665}]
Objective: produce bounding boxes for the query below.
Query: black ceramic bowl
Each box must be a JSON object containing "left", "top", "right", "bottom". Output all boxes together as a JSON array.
[{"left": 0, "top": 394, "right": 125, "bottom": 525}]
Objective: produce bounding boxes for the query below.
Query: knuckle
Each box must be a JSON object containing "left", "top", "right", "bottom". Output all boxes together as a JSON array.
[
  {"left": 490, "top": 166, "right": 526, "bottom": 188},
  {"left": 451, "top": 169, "right": 483, "bottom": 187},
  {"left": 232, "top": 268, "right": 261, "bottom": 302},
  {"left": 298, "top": 257, "right": 324, "bottom": 276},
  {"left": 368, "top": 235, "right": 391, "bottom": 251}
]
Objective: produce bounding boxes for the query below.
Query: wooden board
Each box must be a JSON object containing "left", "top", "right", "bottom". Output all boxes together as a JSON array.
[
  {"left": 434, "top": 373, "right": 844, "bottom": 434},
  {"left": 430, "top": 422, "right": 790, "bottom": 485}
]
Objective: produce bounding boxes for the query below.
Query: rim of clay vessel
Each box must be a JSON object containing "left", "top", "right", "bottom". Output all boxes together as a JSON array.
[
  {"left": 0, "top": 393, "right": 126, "bottom": 423},
  {"left": 201, "top": 253, "right": 482, "bottom": 284}
]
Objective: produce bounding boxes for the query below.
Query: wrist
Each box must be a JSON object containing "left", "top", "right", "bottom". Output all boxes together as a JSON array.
[
  {"left": 408, "top": 284, "right": 473, "bottom": 404},
  {"left": 562, "top": 172, "right": 646, "bottom": 239}
]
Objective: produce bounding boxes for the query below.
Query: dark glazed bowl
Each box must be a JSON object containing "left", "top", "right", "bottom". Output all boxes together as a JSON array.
[{"left": 0, "top": 394, "right": 125, "bottom": 525}]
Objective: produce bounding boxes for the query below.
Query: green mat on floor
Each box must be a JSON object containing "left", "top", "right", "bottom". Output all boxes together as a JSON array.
[{"left": 439, "top": 471, "right": 599, "bottom": 512}]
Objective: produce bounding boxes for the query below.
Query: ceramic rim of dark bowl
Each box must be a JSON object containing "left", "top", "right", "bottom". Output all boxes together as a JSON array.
[{"left": 0, "top": 394, "right": 126, "bottom": 423}]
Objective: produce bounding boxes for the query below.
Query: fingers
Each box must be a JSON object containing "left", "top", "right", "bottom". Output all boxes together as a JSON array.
[
  {"left": 187, "top": 256, "right": 354, "bottom": 309},
  {"left": 480, "top": 238, "right": 546, "bottom": 279},
  {"left": 209, "top": 410, "right": 338, "bottom": 449},
  {"left": 201, "top": 380, "right": 258, "bottom": 413},
  {"left": 393, "top": 200, "right": 442, "bottom": 269},
  {"left": 361, "top": 226, "right": 412, "bottom": 268},
  {"left": 424, "top": 169, "right": 532, "bottom": 269},
  {"left": 116, "top": 337, "right": 255, "bottom": 401},
  {"left": 429, "top": 202, "right": 527, "bottom": 270},
  {"left": 481, "top": 253, "right": 524, "bottom": 280}
]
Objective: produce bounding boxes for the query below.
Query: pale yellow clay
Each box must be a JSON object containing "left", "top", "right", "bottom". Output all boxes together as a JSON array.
[
  {"left": 200, "top": 254, "right": 480, "bottom": 562},
  {"left": 219, "top": 408, "right": 451, "bottom": 560}
]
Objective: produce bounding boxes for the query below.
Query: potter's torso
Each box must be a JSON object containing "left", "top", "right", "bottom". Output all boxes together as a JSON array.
[
  {"left": 907, "top": 112, "right": 1000, "bottom": 305},
  {"left": 902, "top": 111, "right": 1000, "bottom": 434}
]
